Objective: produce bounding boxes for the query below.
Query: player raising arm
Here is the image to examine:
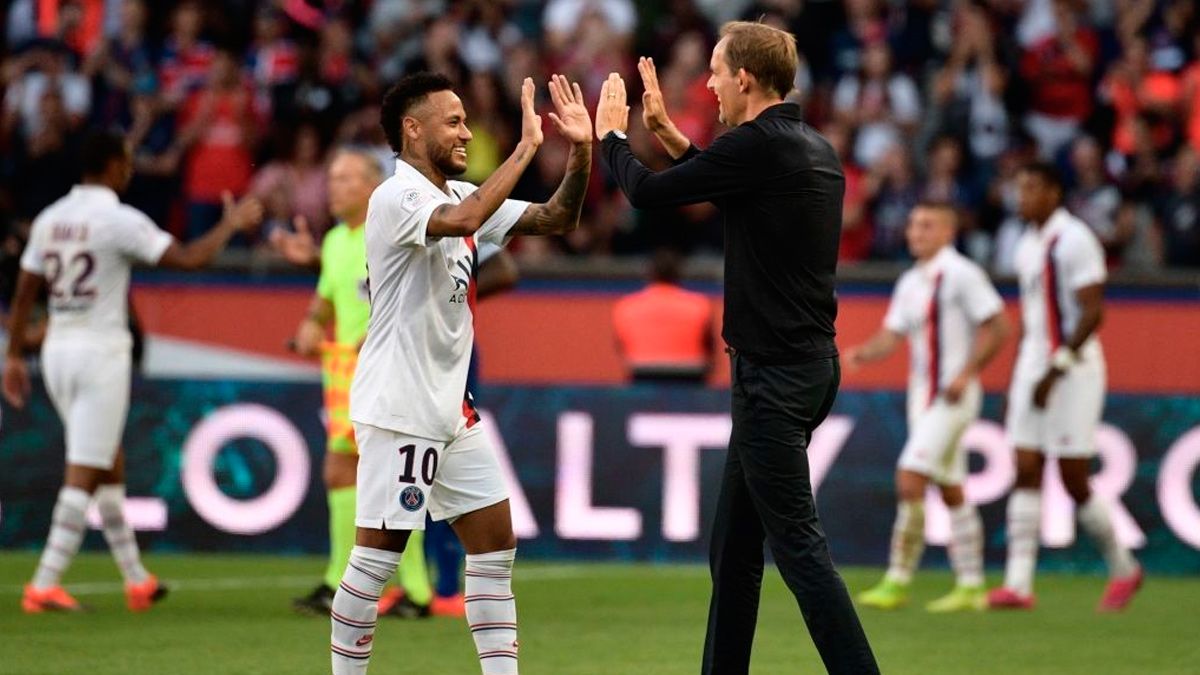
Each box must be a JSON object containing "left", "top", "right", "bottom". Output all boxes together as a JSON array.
[
  {"left": 328, "top": 72, "right": 590, "bottom": 675},
  {"left": 844, "top": 202, "right": 1009, "bottom": 612},
  {"left": 3, "top": 130, "right": 262, "bottom": 613}
]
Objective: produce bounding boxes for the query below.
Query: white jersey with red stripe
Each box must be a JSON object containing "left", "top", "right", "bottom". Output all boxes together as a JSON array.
[
  {"left": 20, "top": 185, "right": 173, "bottom": 351},
  {"left": 349, "top": 159, "right": 529, "bottom": 442},
  {"left": 1012, "top": 207, "right": 1106, "bottom": 377},
  {"left": 884, "top": 246, "right": 1004, "bottom": 408}
]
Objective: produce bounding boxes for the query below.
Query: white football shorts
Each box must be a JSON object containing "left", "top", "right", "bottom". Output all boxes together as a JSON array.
[
  {"left": 41, "top": 342, "right": 132, "bottom": 470},
  {"left": 899, "top": 383, "right": 981, "bottom": 485},
  {"left": 353, "top": 420, "right": 509, "bottom": 530},
  {"left": 1006, "top": 359, "right": 1106, "bottom": 458}
]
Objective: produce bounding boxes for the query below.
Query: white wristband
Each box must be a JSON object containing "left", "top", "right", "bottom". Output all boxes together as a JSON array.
[{"left": 1051, "top": 346, "right": 1076, "bottom": 371}]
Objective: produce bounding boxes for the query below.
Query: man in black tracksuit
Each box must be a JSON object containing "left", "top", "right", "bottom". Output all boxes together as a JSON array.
[{"left": 594, "top": 21, "right": 880, "bottom": 675}]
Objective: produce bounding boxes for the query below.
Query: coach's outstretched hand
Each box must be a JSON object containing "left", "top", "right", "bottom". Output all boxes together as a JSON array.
[
  {"left": 547, "top": 74, "right": 592, "bottom": 145},
  {"left": 638, "top": 57, "right": 692, "bottom": 159},
  {"left": 520, "top": 77, "right": 543, "bottom": 149},
  {"left": 594, "top": 73, "right": 629, "bottom": 140},
  {"left": 2, "top": 357, "right": 30, "bottom": 409}
]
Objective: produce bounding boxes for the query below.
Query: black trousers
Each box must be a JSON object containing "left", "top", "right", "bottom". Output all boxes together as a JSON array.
[{"left": 702, "top": 353, "right": 879, "bottom": 675}]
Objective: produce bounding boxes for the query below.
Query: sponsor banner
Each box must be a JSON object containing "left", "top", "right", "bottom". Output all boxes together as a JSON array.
[{"left": 1, "top": 381, "right": 1199, "bottom": 573}]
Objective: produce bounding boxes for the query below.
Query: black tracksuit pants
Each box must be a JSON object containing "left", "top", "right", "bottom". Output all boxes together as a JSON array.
[{"left": 702, "top": 353, "right": 879, "bottom": 674}]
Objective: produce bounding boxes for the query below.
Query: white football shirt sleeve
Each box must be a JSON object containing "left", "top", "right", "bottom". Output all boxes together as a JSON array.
[
  {"left": 960, "top": 264, "right": 1005, "bottom": 324},
  {"left": 449, "top": 181, "right": 530, "bottom": 246},
  {"left": 116, "top": 207, "right": 174, "bottom": 265},
  {"left": 378, "top": 182, "right": 450, "bottom": 248},
  {"left": 19, "top": 217, "right": 46, "bottom": 275},
  {"left": 1060, "top": 229, "right": 1107, "bottom": 290},
  {"left": 882, "top": 277, "right": 911, "bottom": 334}
]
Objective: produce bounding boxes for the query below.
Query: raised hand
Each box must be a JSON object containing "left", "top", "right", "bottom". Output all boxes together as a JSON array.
[
  {"left": 222, "top": 191, "right": 265, "bottom": 233},
  {"left": 547, "top": 73, "right": 592, "bottom": 145},
  {"left": 639, "top": 57, "right": 672, "bottom": 133},
  {"left": 594, "top": 72, "right": 630, "bottom": 140},
  {"left": 519, "top": 77, "right": 544, "bottom": 148},
  {"left": 270, "top": 215, "right": 320, "bottom": 267}
]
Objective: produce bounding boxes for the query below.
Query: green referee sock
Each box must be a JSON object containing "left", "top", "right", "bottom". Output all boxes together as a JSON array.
[
  {"left": 399, "top": 530, "right": 433, "bottom": 606},
  {"left": 324, "top": 487, "right": 358, "bottom": 589}
]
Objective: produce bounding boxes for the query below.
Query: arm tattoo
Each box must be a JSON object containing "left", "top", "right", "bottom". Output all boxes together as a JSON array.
[{"left": 514, "top": 144, "right": 591, "bottom": 235}]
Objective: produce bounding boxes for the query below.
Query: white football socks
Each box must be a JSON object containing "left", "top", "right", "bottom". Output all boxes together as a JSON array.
[
  {"left": 884, "top": 500, "right": 925, "bottom": 585},
  {"left": 465, "top": 548, "right": 519, "bottom": 675},
  {"left": 1003, "top": 489, "right": 1042, "bottom": 596},
  {"left": 948, "top": 503, "right": 985, "bottom": 588},
  {"left": 330, "top": 545, "right": 400, "bottom": 674},
  {"left": 94, "top": 485, "right": 149, "bottom": 585},
  {"left": 31, "top": 487, "right": 91, "bottom": 590},
  {"left": 1077, "top": 494, "right": 1138, "bottom": 578}
]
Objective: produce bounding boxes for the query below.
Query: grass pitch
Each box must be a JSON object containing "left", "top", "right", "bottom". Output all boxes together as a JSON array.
[{"left": 0, "top": 552, "right": 1197, "bottom": 674}]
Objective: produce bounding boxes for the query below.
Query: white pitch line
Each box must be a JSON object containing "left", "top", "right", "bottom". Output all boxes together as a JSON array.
[{"left": 0, "top": 565, "right": 708, "bottom": 596}]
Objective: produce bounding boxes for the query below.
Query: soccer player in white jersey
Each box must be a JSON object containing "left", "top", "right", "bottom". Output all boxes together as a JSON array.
[
  {"left": 988, "top": 163, "right": 1142, "bottom": 612},
  {"left": 327, "top": 72, "right": 592, "bottom": 675},
  {"left": 845, "top": 202, "right": 1010, "bottom": 612},
  {"left": 2, "top": 131, "right": 263, "bottom": 613}
]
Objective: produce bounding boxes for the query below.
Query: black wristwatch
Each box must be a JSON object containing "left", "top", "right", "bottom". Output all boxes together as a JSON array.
[{"left": 604, "top": 129, "right": 628, "bottom": 142}]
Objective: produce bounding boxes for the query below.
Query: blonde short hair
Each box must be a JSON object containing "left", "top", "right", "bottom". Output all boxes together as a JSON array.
[{"left": 719, "top": 21, "right": 799, "bottom": 99}]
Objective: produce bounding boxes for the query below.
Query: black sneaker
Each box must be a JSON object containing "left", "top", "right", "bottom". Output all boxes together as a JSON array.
[
  {"left": 381, "top": 594, "right": 431, "bottom": 619},
  {"left": 293, "top": 584, "right": 335, "bottom": 615}
]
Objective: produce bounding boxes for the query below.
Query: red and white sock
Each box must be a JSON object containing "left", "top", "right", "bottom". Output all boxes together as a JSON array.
[
  {"left": 94, "top": 485, "right": 149, "bottom": 584},
  {"left": 1003, "top": 489, "right": 1042, "bottom": 596},
  {"left": 948, "top": 503, "right": 985, "bottom": 588},
  {"left": 32, "top": 487, "right": 91, "bottom": 590},
  {"left": 884, "top": 500, "right": 925, "bottom": 584},
  {"left": 465, "top": 548, "right": 519, "bottom": 675},
  {"left": 1077, "top": 495, "right": 1137, "bottom": 578},
  {"left": 330, "top": 545, "right": 400, "bottom": 674}
]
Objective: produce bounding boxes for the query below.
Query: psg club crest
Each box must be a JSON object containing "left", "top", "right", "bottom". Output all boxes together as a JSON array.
[{"left": 399, "top": 486, "right": 425, "bottom": 512}]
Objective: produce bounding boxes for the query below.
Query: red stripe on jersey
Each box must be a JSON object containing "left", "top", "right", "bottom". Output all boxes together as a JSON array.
[
  {"left": 1044, "top": 235, "right": 1064, "bottom": 351},
  {"left": 926, "top": 271, "right": 944, "bottom": 408},
  {"left": 461, "top": 236, "right": 480, "bottom": 429}
]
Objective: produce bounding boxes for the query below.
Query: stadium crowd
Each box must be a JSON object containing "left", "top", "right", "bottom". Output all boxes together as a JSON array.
[{"left": 2, "top": 0, "right": 1199, "bottom": 279}]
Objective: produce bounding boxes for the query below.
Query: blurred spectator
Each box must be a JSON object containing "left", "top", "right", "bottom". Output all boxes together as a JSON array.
[
  {"left": 125, "top": 81, "right": 179, "bottom": 228},
  {"left": 9, "top": 88, "right": 82, "bottom": 220},
  {"left": 833, "top": 36, "right": 921, "bottom": 169},
  {"left": 921, "top": 136, "right": 977, "bottom": 210},
  {"left": 251, "top": 123, "right": 330, "bottom": 240},
  {"left": 3, "top": 46, "right": 91, "bottom": 139},
  {"left": 866, "top": 146, "right": 919, "bottom": 261},
  {"left": 84, "top": 0, "right": 153, "bottom": 128},
  {"left": 246, "top": 6, "right": 300, "bottom": 115},
  {"left": 1182, "top": 32, "right": 1200, "bottom": 153},
  {"left": 460, "top": 71, "right": 511, "bottom": 185},
  {"left": 173, "top": 48, "right": 260, "bottom": 241},
  {"left": 1157, "top": 147, "right": 1200, "bottom": 268},
  {"left": 1099, "top": 35, "right": 1181, "bottom": 159},
  {"left": 1018, "top": 0, "right": 1099, "bottom": 159},
  {"left": 824, "top": 122, "right": 872, "bottom": 263},
  {"left": 1067, "top": 136, "right": 1128, "bottom": 264},
  {"left": 459, "top": 0, "right": 524, "bottom": 74},
  {"left": 404, "top": 16, "right": 469, "bottom": 88},
  {"left": 612, "top": 249, "right": 714, "bottom": 384},
  {"left": 159, "top": 1, "right": 215, "bottom": 107},
  {"left": 543, "top": 0, "right": 636, "bottom": 55}
]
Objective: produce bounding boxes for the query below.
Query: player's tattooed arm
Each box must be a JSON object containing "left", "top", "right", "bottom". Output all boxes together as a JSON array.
[
  {"left": 511, "top": 142, "right": 592, "bottom": 236},
  {"left": 512, "top": 74, "right": 593, "bottom": 236}
]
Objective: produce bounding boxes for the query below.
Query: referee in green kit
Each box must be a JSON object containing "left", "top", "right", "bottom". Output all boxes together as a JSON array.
[{"left": 594, "top": 21, "right": 879, "bottom": 675}]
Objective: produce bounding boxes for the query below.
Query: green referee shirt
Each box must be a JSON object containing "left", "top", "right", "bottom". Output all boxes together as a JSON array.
[{"left": 316, "top": 222, "right": 370, "bottom": 346}]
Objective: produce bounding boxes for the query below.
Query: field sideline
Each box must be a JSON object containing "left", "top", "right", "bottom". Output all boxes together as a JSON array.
[{"left": 0, "top": 553, "right": 1197, "bottom": 674}]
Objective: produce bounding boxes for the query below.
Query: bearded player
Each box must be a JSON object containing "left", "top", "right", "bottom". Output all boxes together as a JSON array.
[{"left": 328, "top": 72, "right": 591, "bottom": 674}]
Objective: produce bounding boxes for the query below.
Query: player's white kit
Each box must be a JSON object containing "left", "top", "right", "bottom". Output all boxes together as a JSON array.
[
  {"left": 1006, "top": 207, "right": 1107, "bottom": 457},
  {"left": 349, "top": 159, "right": 529, "bottom": 530},
  {"left": 20, "top": 185, "right": 173, "bottom": 469},
  {"left": 883, "top": 246, "right": 1004, "bottom": 484}
]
